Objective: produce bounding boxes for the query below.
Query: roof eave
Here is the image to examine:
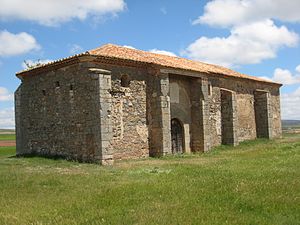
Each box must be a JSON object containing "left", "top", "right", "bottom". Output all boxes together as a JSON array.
[
  {"left": 160, "top": 67, "right": 282, "bottom": 87},
  {"left": 15, "top": 53, "right": 95, "bottom": 78},
  {"left": 15, "top": 50, "right": 283, "bottom": 87}
]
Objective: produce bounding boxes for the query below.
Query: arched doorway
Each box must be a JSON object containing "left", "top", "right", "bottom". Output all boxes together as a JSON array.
[{"left": 171, "top": 118, "right": 184, "bottom": 154}]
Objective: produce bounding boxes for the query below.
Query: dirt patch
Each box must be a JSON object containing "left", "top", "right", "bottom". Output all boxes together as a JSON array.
[
  {"left": 283, "top": 129, "right": 300, "bottom": 134},
  {"left": 0, "top": 140, "right": 16, "bottom": 147}
]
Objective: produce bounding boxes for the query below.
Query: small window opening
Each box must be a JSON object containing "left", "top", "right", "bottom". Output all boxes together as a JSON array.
[
  {"left": 42, "top": 90, "right": 46, "bottom": 96},
  {"left": 70, "top": 84, "right": 73, "bottom": 91},
  {"left": 208, "top": 84, "right": 212, "bottom": 96},
  {"left": 55, "top": 81, "right": 60, "bottom": 88},
  {"left": 121, "top": 75, "right": 130, "bottom": 87}
]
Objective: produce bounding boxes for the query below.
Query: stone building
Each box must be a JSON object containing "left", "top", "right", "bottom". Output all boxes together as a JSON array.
[{"left": 15, "top": 44, "right": 282, "bottom": 165}]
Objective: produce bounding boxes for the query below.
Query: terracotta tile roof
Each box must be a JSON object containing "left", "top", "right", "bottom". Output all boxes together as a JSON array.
[
  {"left": 17, "top": 43, "right": 280, "bottom": 85},
  {"left": 88, "top": 44, "right": 280, "bottom": 85},
  {"left": 16, "top": 52, "right": 88, "bottom": 75}
]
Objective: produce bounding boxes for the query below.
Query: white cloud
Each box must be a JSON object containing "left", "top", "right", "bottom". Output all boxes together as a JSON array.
[
  {"left": 0, "top": 30, "right": 40, "bottom": 57},
  {"left": 194, "top": 0, "right": 250, "bottom": 27},
  {"left": 281, "top": 87, "right": 300, "bottom": 120},
  {"left": 259, "top": 65, "right": 300, "bottom": 85},
  {"left": 0, "top": 107, "right": 14, "bottom": 129},
  {"left": 122, "top": 45, "right": 177, "bottom": 56},
  {"left": 273, "top": 68, "right": 300, "bottom": 85},
  {"left": 149, "top": 49, "right": 177, "bottom": 57},
  {"left": 123, "top": 45, "right": 136, "bottom": 49},
  {"left": 184, "top": 20, "right": 299, "bottom": 67},
  {"left": 0, "top": 87, "right": 13, "bottom": 101},
  {"left": 187, "top": 0, "right": 300, "bottom": 67},
  {"left": 21, "top": 59, "right": 53, "bottom": 69},
  {"left": 258, "top": 76, "right": 273, "bottom": 82},
  {"left": 0, "top": 0, "right": 126, "bottom": 26},
  {"left": 194, "top": 0, "right": 300, "bottom": 27},
  {"left": 296, "top": 65, "right": 300, "bottom": 73},
  {"left": 69, "top": 44, "right": 83, "bottom": 55}
]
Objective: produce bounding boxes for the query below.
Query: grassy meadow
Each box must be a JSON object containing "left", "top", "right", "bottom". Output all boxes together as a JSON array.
[
  {"left": 0, "top": 133, "right": 299, "bottom": 225},
  {"left": 0, "top": 134, "right": 15, "bottom": 141}
]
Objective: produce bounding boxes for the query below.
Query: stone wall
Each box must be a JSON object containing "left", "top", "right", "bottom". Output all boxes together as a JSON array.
[
  {"left": 254, "top": 91, "right": 272, "bottom": 138},
  {"left": 110, "top": 76, "right": 148, "bottom": 159},
  {"left": 270, "top": 90, "right": 282, "bottom": 138},
  {"left": 236, "top": 93, "right": 256, "bottom": 142},
  {"left": 168, "top": 72, "right": 281, "bottom": 151},
  {"left": 168, "top": 74, "right": 211, "bottom": 153},
  {"left": 15, "top": 59, "right": 282, "bottom": 163},
  {"left": 170, "top": 76, "right": 192, "bottom": 153},
  {"left": 207, "top": 75, "right": 281, "bottom": 147},
  {"left": 147, "top": 72, "right": 172, "bottom": 156},
  {"left": 208, "top": 84, "right": 222, "bottom": 147},
  {"left": 15, "top": 62, "right": 107, "bottom": 163},
  {"left": 190, "top": 77, "right": 211, "bottom": 152},
  {"left": 94, "top": 62, "right": 150, "bottom": 160},
  {"left": 220, "top": 89, "right": 238, "bottom": 145}
]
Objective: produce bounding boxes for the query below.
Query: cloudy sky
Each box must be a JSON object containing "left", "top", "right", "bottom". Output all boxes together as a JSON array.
[{"left": 0, "top": 0, "right": 300, "bottom": 128}]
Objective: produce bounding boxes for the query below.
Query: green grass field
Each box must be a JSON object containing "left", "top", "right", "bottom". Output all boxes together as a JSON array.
[
  {"left": 0, "top": 134, "right": 299, "bottom": 225},
  {"left": 0, "top": 134, "right": 15, "bottom": 141}
]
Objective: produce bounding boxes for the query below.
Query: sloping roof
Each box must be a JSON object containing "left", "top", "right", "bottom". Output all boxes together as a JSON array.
[{"left": 17, "top": 43, "right": 280, "bottom": 85}]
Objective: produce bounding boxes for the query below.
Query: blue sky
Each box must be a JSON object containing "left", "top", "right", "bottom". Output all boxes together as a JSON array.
[{"left": 0, "top": 0, "right": 300, "bottom": 128}]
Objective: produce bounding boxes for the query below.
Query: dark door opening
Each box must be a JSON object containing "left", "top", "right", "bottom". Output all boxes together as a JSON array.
[{"left": 171, "top": 118, "right": 184, "bottom": 154}]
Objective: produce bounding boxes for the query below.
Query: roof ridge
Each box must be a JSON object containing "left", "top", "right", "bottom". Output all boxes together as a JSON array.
[{"left": 88, "top": 44, "right": 261, "bottom": 79}]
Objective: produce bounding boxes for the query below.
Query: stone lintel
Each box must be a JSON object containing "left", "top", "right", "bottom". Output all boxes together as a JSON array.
[
  {"left": 160, "top": 68, "right": 206, "bottom": 79},
  {"left": 254, "top": 89, "right": 269, "bottom": 93},
  {"left": 220, "top": 87, "right": 234, "bottom": 93},
  {"left": 89, "top": 68, "right": 111, "bottom": 75}
]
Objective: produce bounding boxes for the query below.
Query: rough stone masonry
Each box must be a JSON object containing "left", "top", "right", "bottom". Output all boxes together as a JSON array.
[{"left": 15, "top": 44, "right": 282, "bottom": 165}]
